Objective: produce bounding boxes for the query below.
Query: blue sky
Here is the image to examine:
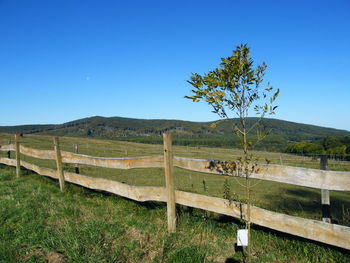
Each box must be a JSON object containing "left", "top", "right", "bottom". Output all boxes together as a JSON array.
[{"left": 1, "top": 0, "right": 349, "bottom": 130}]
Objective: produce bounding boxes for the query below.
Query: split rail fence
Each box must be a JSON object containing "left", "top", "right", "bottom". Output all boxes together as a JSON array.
[{"left": 1, "top": 133, "right": 350, "bottom": 250}]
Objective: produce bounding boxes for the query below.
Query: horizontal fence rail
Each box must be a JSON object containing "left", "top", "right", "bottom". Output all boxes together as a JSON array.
[
  {"left": 173, "top": 156, "right": 350, "bottom": 191},
  {"left": 2, "top": 144, "right": 349, "bottom": 191},
  {"left": 61, "top": 152, "right": 164, "bottom": 169},
  {"left": 1, "top": 138, "right": 350, "bottom": 250},
  {"left": 0, "top": 144, "right": 15, "bottom": 151},
  {"left": 0, "top": 144, "right": 164, "bottom": 169},
  {"left": 21, "top": 145, "right": 56, "bottom": 160}
]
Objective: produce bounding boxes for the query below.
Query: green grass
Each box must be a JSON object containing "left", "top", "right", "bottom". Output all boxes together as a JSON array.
[
  {"left": 0, "top": 165, "right": 349, "bottom": 263},
  {"left": 0, "top": 133, "right": 350, "bottom": 262}
]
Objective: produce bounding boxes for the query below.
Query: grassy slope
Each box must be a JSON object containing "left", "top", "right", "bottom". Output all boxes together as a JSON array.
[
  {"left": 1, "top": 166, "right": 350, "bottom": 263},
  {"left": 0, "top": 134, "right": 350, "bottom": 262}
]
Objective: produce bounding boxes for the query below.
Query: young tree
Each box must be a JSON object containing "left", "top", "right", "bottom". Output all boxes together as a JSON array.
[{"left": 185, "top": 44, "right": 279, "bottom": 262}]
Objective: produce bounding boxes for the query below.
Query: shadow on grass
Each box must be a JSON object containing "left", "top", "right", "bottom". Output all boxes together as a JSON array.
[
  {"left": 225, "top": 258, "right": 241, "bottom": 263},
  {"left": 129, "top": 199, "right": 166, "bottom": 210}
]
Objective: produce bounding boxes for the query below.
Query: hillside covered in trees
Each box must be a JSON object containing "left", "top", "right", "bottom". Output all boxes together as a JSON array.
[{"left": 1, "top": 116, "right": 349, "bottom": 153}]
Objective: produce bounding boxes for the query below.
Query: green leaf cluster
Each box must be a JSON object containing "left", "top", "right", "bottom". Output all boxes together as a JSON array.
[{"left": 185, "top": 44, "right": 279, "bottom": 122}]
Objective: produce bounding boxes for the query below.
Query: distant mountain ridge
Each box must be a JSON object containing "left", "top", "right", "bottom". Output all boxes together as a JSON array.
[{"left": 1, "top": 116, "right": 349, "bottom": 151}]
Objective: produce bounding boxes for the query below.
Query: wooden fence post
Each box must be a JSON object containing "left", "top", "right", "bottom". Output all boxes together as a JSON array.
[
  {"left": 53, "top": 137, "right": 65, "bottom": 191},
  {"left": 320, "top": 155, "right": 331, "bottom": 223},
  {"left": 74, "top": 144, "right": 80, "bottom": 174},
  {"left": 163, "top": 133, "right": 176, "bottom": 233},
  {"left": 7, "top": 140, "right": 11, "bottom": 159},
  {"left": 15, "top": 134, "right": 21, "bottom": 177}
]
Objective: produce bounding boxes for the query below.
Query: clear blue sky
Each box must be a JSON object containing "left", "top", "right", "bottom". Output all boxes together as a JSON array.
[{"left": 1, "top": 0, "right": 349, "bottom": 130}]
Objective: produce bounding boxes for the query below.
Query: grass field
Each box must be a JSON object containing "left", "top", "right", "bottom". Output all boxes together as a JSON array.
[
  {"left": 1, "top": 166, "right": 350, "bottom": 263},
  {"left": 0, "top": 133, "right": 350, "bottom": 262}
]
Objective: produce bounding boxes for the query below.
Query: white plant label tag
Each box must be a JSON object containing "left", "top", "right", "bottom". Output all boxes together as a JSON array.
[{"left": 237, "top": 229, "right": 248, "bottom": 246}]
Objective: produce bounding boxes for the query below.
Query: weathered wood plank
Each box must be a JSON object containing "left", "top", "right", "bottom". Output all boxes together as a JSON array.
[
  {"left": 249, "top": 199, "right": 350, "bottom": 250},
  {"left": 14, "top": 144, "right": 164, "bottom": 169},
  {"left": 61, "top": 151, "right": 164, "bottom": 169},
  {"left": 173, "top": 156, "right": 350, "bottom": 191},
  {"left": 175, "top": 191, "right": 350, "bottom": 250},
  {"left": 21, "top": 160, "right": 58, "bottom": 179},
  {"left": 0, "top": 158, "right": 58, "bottom": 179},
  {"left": 163, "top": 133, "right": 176, "bottom": 233},
  {"left": 63, "top": 171, "right": 166, "bottom": 202},
  {"left": 0, "top": 157, "right": 16, "bottom": 166},
  {"left": 254, "top": 164, "right": 350, "bottom": 191},
  {"left": 20, "top": 145, "right": 56, "bottom": 160},
  {"left": 0, "top": 144, "right": 15, "bottom": 151}
]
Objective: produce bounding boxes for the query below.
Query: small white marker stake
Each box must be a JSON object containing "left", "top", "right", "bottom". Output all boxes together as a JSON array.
[{"left": 237, "top": 229, "right": 248, "bottom": 246}]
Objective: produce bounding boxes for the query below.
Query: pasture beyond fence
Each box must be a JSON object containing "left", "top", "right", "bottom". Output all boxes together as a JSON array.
[{"left": 0, "top": 134, "right": 350, "bottom": 250}]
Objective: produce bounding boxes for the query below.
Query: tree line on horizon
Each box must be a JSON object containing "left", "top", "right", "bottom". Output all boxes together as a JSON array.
[
  {"left": 285, "top": 136, "right": 350, "bottom": 159},
  {"left": 116, "top": 135, "right": 350, "bottom": 160}
]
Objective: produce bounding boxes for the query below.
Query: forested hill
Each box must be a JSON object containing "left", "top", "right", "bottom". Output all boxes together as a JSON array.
[{"left": 1, "top": 116, "right": 349, "bottom": 151}]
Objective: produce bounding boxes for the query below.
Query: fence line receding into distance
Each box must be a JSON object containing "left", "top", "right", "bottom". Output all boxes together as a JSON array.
[{"left": 0, "top": 134, "right": 350, "bottom": 250}]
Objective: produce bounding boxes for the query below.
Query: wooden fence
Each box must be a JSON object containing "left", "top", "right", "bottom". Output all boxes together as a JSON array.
[{"left": 0, "top": 134, "right": 350, "bottom": 250}]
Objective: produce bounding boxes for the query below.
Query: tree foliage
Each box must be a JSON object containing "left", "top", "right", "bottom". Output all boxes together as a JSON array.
[
  {"left": 286, "top": 141, "right": 324, "bottom": 155},
  {"left": 286, "top": 136, "right": 350, "bottom": 159},
  {"left": 186, "top": 44, "right": 279, "bottom": 133}
]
